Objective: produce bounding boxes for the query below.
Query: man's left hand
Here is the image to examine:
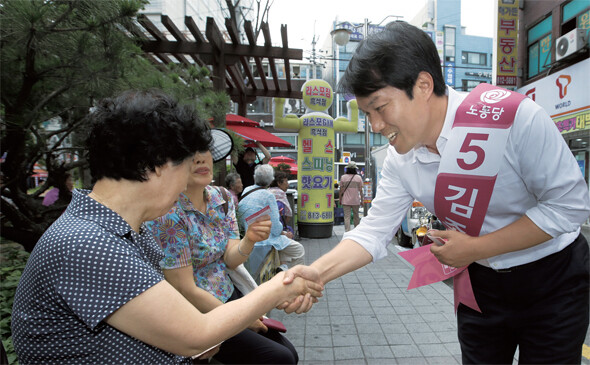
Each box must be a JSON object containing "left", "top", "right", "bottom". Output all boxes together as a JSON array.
[{"left": 429, "top": 229, "right": 480, "bottom": 268}]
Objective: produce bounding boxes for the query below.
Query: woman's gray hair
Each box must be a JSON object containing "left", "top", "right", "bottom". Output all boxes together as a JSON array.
[
  {"left": 254, "top": 164, "right": 275, "bottom": 187},
  {"left": 225, "top": 172, "right": 241, "bottom": 188}
]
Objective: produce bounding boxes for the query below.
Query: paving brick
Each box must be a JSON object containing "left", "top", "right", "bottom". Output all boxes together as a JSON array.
[
  {"left": 418, "top": 343, "right": 452, "bottom": 357},
  {"left": 390, "top": 344, "right": 422, "bottom": 358},
  {"left": 289, "top": 225, "right": 462, "bottom": 364},
  {"left": 362, "top": 345, "right": 394, "bottom": 359},
  {"left": 380, "top": 323, "right": 408, "bottom": 334},
  {"left": 306, "top": 324, "right": 332, "bottom": 335},
  {"left": 426, "top": 356, "right": 461, "bottom": 364},
  {"left": 332, "top": 334, "right": 361, "bottom": 347},
  {"left": 384, "top": 333, "right": 414, "bottom": 345},
  {"left": 305, "top": 333, "right": 333, "bottom": 347},
  {"left": 410, "top": 331, "right": 441, "bottom": 344},
  {"left": 404, "top": 322, "right": 433, "bottom": 333},
  {"left": 355, "top": 323, "right": 385, "bottom": 334},
  {"left": 304, "top": 347, "right": 334, "bottom": 361},
  {"left": 360, "top": 333, "right": 389, "bottom": 346},
  {"left": 436, "top": 330, "right": 458, "bottom": 343},
  {"left": 331, "top": 323, "right": 356, "bottom": 334}
]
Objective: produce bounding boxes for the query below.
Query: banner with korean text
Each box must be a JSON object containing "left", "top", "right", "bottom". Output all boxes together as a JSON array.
[
  {"left": 496, "top": 0, "right": 519, "bottom": 87},
  {"left": 517, "top": 58, "right": 590, "bottom": 134}
]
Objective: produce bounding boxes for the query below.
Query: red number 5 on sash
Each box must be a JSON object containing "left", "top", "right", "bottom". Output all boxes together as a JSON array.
[{"left": 457, "top": 133, "right": 489, "bottom": 170}]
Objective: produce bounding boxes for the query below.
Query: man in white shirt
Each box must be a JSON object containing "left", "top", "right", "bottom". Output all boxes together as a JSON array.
[{"left": 282, "top": 21, "right": 590, "bottom": 364}]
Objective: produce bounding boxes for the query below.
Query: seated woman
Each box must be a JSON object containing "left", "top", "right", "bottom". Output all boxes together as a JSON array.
[
  {"left": 238, "top": 165, "right": 305, "bottom": 271},
  {"left": 148, "top": 147, "right": 298, "bottom": 364},
  {"left": 268, "top": 171, "right": 294, "bottom": 237},
  {"left": 10, "top": 90, "right": 321, "bottom": 364}
]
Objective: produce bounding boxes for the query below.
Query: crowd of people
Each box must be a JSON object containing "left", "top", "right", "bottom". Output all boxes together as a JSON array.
[
  {"left": 9, "top": 19, "right": 590, "bottom": 365},
  {"left": 10, "top": 89, "right": 319, "bottom": 364}
]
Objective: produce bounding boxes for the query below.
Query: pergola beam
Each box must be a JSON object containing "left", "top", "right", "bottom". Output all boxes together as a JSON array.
[{"left": 131, "top": 15, "right": 304, "bottom": 112}]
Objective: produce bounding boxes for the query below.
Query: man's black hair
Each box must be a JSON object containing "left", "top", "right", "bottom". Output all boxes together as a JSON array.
[
  {"left": 339, "top": 21, "right": 446, "bottom": 99},
  {"left": 86, "top": 89, "right": 212, "bottom": 182}
]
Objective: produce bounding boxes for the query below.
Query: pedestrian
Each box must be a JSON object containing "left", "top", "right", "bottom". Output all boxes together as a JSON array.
[
  {"left": 10, "top": 89, "right": 321, "bottom": 364},
  {"left": 281, "top": 21, "right": 590, "bottom": 365},
  {"left": 232, "top": 141, "right": 271, "bottom": 189},
  {"left": 339, "top": 161, "right": 363, "bottom": 232},
  {"left": 225, "top": 172, "right": 243, "bottom": 208},
  {"left": 42, "top": 172, "right": 74, "bottom": 206}
]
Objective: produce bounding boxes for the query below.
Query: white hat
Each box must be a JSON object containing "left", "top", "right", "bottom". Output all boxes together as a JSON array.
[
  {"left": 210, "top": 129, "right": 234, "bottom": 163},
  {"left": 346, "top": 161, "right": 357, "bottom": 168}
]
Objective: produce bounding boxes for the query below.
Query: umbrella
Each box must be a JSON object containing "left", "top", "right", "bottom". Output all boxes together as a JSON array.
[
  {"left": 269, "top": 156, "right": 296, "bottom": 164},
  {"left": 269, "top": 156, "right": 298, "bottom": 175},
  {"left": 224, "top": 114, "right": 292, "bottom": 148}
]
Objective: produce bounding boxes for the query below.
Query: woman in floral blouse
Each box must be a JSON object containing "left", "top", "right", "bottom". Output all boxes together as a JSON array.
[{"left": 149, "top": 149, "right": 299, "bottom": 364}]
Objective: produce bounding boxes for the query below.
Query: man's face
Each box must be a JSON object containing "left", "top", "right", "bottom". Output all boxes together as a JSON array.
[
  {"left": 243, "top": 151, "right": 256, "bottom": 165},
  {"left": 357, "top": 84, "right": 430, "bottom": 155}
]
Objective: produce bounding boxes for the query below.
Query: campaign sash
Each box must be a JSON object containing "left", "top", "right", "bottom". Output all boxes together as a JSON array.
[{"left": 399, "top": 83, "right": 526, "bottom": 313}]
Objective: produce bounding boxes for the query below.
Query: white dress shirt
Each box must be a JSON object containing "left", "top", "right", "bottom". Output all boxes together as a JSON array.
[{"left": 344, "top": 86, "right": 590, "bottom": 270}]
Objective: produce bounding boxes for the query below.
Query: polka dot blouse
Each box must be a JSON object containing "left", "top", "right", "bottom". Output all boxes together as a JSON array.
[{"left": 11, "top": 189, "right": 191, "bottom": 364}]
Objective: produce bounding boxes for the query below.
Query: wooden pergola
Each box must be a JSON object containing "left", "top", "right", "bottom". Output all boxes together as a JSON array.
[{"left": 128, "top": 14, "right": 304, "bottom": 119}]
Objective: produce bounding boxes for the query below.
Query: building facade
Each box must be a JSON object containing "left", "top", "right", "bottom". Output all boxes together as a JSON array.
[
  {"left": 514, "top": 0, "right": 589, "bottom": 187},
  {"left": 324, "top": 0, "right": 494, "bottom": 177}
]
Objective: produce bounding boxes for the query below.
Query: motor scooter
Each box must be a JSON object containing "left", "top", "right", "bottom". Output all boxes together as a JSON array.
[{"left": 413, "top": 212, "right": 446, "bottom": 248}]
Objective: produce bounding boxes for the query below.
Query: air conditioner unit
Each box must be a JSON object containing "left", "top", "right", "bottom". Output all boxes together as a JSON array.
[{"left": 555, "top": 28, "right": 587, "bottom": 61}]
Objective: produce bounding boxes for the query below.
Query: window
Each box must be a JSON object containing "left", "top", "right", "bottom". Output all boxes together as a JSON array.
[
  {"left": 562, "top": 0, "right": 590, "bottom": 34},
  {"left": 461, "top": 80, "right": 486, "bottom": 92},
  {"left": 372, "top": 133, "right": 388, "bottom": 146},
  {"left": 527, "top": 16, "right": 552, "bottom": 78},
  {"left": 444, "top": 26, "right": 456, "bottom": 62},
  {"left": 344, "top": 133, "right": 363, "bottom": 145},
  {"left": 343, "top": 132, "right": 388, "bottom": 146},
  {"left": 269, "top": 134, "right": 297, "bottom": 152},
  {"left": 462, "top": 52, "right": 487, "bottom": 65}
]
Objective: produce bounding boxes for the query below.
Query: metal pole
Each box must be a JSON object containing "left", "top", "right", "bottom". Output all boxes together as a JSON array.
[{"left": 363, "top": 18, "right": 371, "bottom": 216}]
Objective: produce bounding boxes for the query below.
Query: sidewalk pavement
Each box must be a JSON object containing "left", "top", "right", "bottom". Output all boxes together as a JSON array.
[{"left": 271, "top": 224, "right": 463, "bottom": 365}]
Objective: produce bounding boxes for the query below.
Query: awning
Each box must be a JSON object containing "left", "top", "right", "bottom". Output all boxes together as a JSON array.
[{"left": 224, "top": 114, "right": 292, "bottom": 148}]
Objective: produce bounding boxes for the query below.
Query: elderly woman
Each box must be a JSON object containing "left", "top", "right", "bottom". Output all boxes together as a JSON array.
[
  {"left": 238, "top": 165, "right": 305, "bottom": 271},
  {"left": 268, "top": 171, "right": 294, "bottom": 237},
  {"left": 10, "top": 90, "right": 321, "bottom": 364},
  {"left": 225, "top": 172, "right": 243, "bottom": 207},
  {"left": 148, "top": 146, "right": 298, "bottom": 364}
]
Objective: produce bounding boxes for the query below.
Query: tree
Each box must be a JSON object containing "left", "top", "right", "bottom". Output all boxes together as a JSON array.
[
  {"left": 221, "top": 0, "right": 273, "bottom": 42},
  {"left": 0, "top": 0, "right": 230, "bottom": 251}
]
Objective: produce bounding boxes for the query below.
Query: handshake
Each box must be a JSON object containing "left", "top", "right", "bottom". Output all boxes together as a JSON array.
[{"left": 264, "top": 265, "right": 324, "bottom": 314}]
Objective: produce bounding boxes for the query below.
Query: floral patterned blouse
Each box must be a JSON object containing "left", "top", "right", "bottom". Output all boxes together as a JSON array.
[{"left": 148, "top": 186, "right": 239, "bottom": 302}]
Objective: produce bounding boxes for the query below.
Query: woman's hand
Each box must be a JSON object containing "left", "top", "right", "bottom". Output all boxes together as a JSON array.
[
  {"left": 248, "top": 318, "right": 268, "bottom": 333},
  {"left": 282, "top": 230, "right": 294, "bottom": 239},
  {"left": 245, "top": 216, "right": 271, "bottom": 243}
]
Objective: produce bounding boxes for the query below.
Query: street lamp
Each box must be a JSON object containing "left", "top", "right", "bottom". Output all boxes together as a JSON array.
[{"left": 331, "top": 15, "right": 401, "bottom": 213}]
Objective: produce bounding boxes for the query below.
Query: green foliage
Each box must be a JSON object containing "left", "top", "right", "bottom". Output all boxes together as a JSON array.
[
  {"left": 0, "top": 242, "right": 30, "bottom": 365},
  {"left": 275, "top": 162, "right": 292, "bottom": 175},
  {"left": 0, "top": 0, "right": 231, "bottom": 249}
]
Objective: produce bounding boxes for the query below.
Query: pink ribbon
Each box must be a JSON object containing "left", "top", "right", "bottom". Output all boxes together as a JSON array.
[{"left": 398, "top": 244, "right": 481, "bottom": 313}]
